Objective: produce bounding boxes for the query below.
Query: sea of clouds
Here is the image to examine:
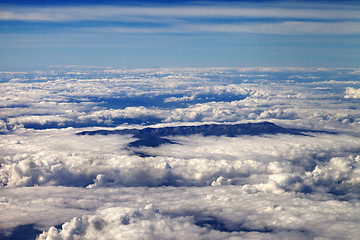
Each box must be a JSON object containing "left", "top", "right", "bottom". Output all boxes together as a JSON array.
[{"left": 0, "top": 67, "right": 360, "bottom": 239}]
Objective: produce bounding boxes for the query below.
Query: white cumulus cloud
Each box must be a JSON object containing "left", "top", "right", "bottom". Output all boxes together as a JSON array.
[{"left": 1, "top": 67, "right": 360, "bottom": 239}]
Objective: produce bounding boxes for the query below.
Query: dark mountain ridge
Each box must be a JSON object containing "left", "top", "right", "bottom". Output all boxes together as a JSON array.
[{"left": 76, "top": 121, "right": 334, "bottom": 148}]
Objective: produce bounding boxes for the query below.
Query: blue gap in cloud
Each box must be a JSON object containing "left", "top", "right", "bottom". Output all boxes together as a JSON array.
[
  {"left": 86, "top": 92, "right": 247, "bottom": 109},
  {"left": 0, "top": 224, "right": 42, "bottom": 240}
]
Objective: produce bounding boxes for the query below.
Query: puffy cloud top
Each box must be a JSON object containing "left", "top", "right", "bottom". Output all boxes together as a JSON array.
[{"left": 0, "top": 67, "right": 360, "bottom": 239}]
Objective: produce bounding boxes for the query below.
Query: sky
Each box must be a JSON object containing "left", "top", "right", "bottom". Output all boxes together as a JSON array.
[{"left": 0, "top": 0, "right": 360, "bottom": 69}]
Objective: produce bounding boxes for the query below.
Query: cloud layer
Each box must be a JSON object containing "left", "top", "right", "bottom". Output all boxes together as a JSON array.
[
  {"left": 2, "top": 185, "right": 360, "bottom": 240},
  {"left": 0, "top": 67, "right": 360, "bottom": 239},
  {"left": 1, "top": 2, "right": 360, "bottom": 35}
]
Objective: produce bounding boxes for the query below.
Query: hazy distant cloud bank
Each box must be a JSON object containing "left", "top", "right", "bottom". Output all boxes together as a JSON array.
[
  {"left": 0, "top": 67, "right": 360, "bottom": 239},
  {"left": 1, "top": 67, "right": 359, "bottom": 132}
]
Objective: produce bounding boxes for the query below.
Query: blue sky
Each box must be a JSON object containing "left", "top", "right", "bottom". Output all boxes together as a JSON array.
[{"left": 0, "top": 0, "right": 359, "bottom": 69}]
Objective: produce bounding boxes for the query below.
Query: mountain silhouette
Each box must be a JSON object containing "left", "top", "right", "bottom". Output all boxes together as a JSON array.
[{"left": 77, "top": 121, "right": 334, "bottom": 148}]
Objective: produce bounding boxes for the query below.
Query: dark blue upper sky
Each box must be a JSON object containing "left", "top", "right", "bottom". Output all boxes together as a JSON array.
[{"left": 0, "top": 0, "right": 359, "bottom": 69}]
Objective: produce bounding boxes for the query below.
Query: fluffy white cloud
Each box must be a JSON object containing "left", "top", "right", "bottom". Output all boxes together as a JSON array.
[
  {"left": 345, "top": 87, "right": 360, "bottom": 99},
  {"left": 1, "top": 67, "right": 360, "bottom": 239},
  {"left": 2, "top": 67, "right": 359, "bottom": 132},
  {"left": 1, "top": 126, "right": 359, "bottom": 194},
  {"left": 1, "top": 185, "right": 360, "bottom": 240},
  {"left": 36, "top": 205, "right": 218, "bottom": 240}
]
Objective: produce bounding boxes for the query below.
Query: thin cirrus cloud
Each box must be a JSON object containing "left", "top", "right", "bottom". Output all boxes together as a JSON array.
[
  {"left": 97, "top": 21, "right": 360, "bottom": 35},
  {"left": 1, "top": 4, "right": 360, "bottom": 35},
  {"left": 1, "top": 5, "right": 360, "bottom": 21}
]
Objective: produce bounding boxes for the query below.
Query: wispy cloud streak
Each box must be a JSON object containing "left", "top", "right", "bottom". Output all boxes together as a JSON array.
[
  {"left": 1, "top": 3, "right": 359, "bottom": 35},
  {"left": 1, "top": 5, "right": 360, "bottom": 21},
  {"left": 94, "top": 21, "right": 360, "bottom": 35}
]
